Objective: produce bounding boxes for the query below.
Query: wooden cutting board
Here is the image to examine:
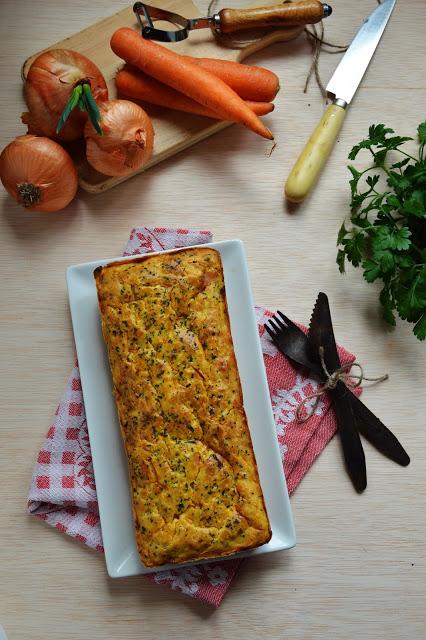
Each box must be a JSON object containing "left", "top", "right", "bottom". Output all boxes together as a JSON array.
[{"left": 22, "top": 0, "right": 303, "bottom": 193}]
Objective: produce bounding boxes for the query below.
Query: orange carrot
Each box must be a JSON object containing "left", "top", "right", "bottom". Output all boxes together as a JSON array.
[
  {"left": 183, "top": 56, "right": 280, "bottom": 102},
  {"left": 115, "top": 67, "right": 274, "bottom": 120},
  {"left": 110, "top": 28, "right": 273, "bottom": 140}
]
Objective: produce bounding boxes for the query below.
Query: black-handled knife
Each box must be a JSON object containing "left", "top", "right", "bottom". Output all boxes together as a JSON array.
[{"left": 308, "top": 293, "right": 367, "bottom": 492}]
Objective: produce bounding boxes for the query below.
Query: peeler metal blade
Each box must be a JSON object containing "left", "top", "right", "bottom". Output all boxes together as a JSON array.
[{"left": 133, "top": 2, "right": 216, "bottom": 42}]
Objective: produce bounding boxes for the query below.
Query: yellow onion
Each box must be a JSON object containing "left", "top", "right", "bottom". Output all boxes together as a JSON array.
[
  {"left": 84, "top": 99, "right": 154, "bottom": 176},
  {"left": 22, "top": 49, "right": 108, "bottom": 141},
  {"left": 0, "top": 135, "right": 78, "bottom": 212}
]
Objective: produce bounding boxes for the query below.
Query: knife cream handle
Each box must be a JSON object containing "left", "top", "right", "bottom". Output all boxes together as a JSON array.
[{"left": 285, "top": 100, "right": 347, "bottom": 203}]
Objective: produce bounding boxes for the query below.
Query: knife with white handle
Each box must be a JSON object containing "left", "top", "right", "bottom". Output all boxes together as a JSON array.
[{"left": 285, "top": 0, "right": 397, "bottom": 203}]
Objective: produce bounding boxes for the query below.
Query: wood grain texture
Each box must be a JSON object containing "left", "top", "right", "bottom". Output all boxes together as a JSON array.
[
  {"left": 0, "top": 1, "right": 425, "bottom": 639},
  {"left": 219, "top": 1, "right": 325, "bottom": 32}
]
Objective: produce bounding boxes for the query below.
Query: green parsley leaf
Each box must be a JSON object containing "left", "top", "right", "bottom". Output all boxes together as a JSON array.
[
  {"left": 366, "top": 174, "right": 380, "bottom": 190},
  {"left": 391, "top": 227, "right": 412, "bottom": 251},
  {"left": 396, "top": 254, "right": 415, "bottom": 269},
  {"left": 379, "top": 251, "right": 395, "bottom": 273},
  {"left": 337, "top": 120, "right": 426, "bottom": 339},
  {"left": 414, "top": 314, "right": 426, "bottom": 340},
  {"left": 374, "top": 148, "right": 388, "bottom": 166},
  {"left": 395, "top": 275, "right": 424, "bottom": 320},
  {"left": 371, "top": 226, "right": 393, "bottom": 253},
  {"left": 369, "top": 124, "right": 394, "bottom": 144},
  {"left": 381, "top": 135, "right": 412, "bottom": 151},
  {"left": 348, "top": 142, "right": 367, "bottom": 161},
  {"left": 362, "top": 259, "right": 381, "bottom": 283},
  {"left": 337, "top": 222, "right": 348, "bottom": 246},
  {"left": 380, "top": 286, "right": 396, "bottom": 326},
  {"left": 391, "top": 157, "right": 410, "bottom": 171},
  {"left": 336, "top": 249, "right": 346, "bottom": 273},
  {"left": 418, "top": 121, "right": 426, "bottom": 145},
  {"left": 348, "top": 165, "right": 362, "bottom": 198},
  {"left": 394, "top": 285, "right": 411, "bottom": 320},
  {"left": 387, "top": 171, "right": 411, "bottom": 192},
  {"left": 415, "top": 266, "right": 426, "bottom": 305},
  {"left": 402, "top": 190, "right": 426, "bottom": 217},
  {"left": 342, "top": 231, "right": 365, "bottom": 267},
  {"left": 386, "top": 194, "right": 401, "bottom": 209},
  {"left": 347, "top": 126, "right": 393, "bottom": 160}
]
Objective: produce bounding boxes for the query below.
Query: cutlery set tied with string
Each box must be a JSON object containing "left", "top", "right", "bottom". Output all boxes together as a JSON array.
[{"left": 265, "top": 293, "right": 410, "bottom": 493}]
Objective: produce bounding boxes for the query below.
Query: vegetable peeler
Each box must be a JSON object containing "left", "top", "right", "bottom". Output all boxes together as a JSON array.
[{"left": 133, "top": 1, "right": 333, "bottom": 43}]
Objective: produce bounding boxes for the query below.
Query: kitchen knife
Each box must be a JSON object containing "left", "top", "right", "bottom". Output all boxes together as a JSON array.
[
  {"left": 308, "top": 293, "right": 367, "bottom": 492},
  {"left": 285, "top": 0, "right": 397, "bottom": 202}
]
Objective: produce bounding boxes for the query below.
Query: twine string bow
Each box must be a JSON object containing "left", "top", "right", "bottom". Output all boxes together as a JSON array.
[{"left": 296, "top": 346, "right": 389, "bottom": 422}]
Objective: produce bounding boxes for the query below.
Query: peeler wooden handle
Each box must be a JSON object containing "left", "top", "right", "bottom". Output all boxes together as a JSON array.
[{"left": 218, "top": 1, "right": 330, "bottom": 33}]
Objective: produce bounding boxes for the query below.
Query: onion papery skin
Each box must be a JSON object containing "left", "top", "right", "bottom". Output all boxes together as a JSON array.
[
  {"left": 84, "top": 99, "right": 154, "bottom": 177},
  {"left": 0, "top": 135, "right": 78, "bottom": 212},
  {"left": 23, "top": 49, "right": 108, "bottom": 141}
]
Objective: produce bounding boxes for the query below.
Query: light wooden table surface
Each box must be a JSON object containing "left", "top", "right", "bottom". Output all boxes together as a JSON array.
[{"left": 0, "top": 1, "right": 425, "bottom": 638}]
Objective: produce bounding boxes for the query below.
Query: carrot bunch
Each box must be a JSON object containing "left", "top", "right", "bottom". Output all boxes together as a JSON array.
[{"left": 111, "top": 28, "right": 279, "bottom": 140}]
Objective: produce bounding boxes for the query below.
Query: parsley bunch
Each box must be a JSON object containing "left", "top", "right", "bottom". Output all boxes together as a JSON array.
[{"left": 337, "top": 121, "right": 426, "bottom": 340}]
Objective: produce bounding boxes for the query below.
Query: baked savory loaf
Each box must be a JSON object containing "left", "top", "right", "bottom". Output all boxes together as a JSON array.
[{"left": 94, "top": 247, "right": 271, "bottom": 567}]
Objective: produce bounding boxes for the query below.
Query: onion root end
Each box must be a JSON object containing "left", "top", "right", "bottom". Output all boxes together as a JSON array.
[{"left": 17, "top": 182, "right": 42, "bottom": 207}]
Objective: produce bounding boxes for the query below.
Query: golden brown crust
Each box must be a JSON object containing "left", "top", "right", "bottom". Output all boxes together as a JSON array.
[{"left": 95, "top": 248, "right": 271, "bottom": 567}]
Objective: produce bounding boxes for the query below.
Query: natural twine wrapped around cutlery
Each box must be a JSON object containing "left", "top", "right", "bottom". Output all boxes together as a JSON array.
[{"left": 296, "top": 346, "right": 388, "bottom": 421}]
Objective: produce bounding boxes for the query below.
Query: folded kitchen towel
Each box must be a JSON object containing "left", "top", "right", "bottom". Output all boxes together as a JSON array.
[{"left": 28, "top": 226, "right": 360, "bottom": 607}]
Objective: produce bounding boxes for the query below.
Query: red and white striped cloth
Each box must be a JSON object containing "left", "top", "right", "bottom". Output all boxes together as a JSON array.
[{"left": 28, "top": 227, "right": 360, "bottom": 607}]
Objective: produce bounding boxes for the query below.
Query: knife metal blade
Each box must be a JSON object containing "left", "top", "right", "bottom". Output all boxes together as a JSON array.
[
  {"left": 308, "top": 293, "right": 367, "bottom": 493},
  {"left": 285, "top": 0, "right": 397, "bottom": 203},
  {"left": 327, "top": 0, "right": 397, "bottom": 104}
]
